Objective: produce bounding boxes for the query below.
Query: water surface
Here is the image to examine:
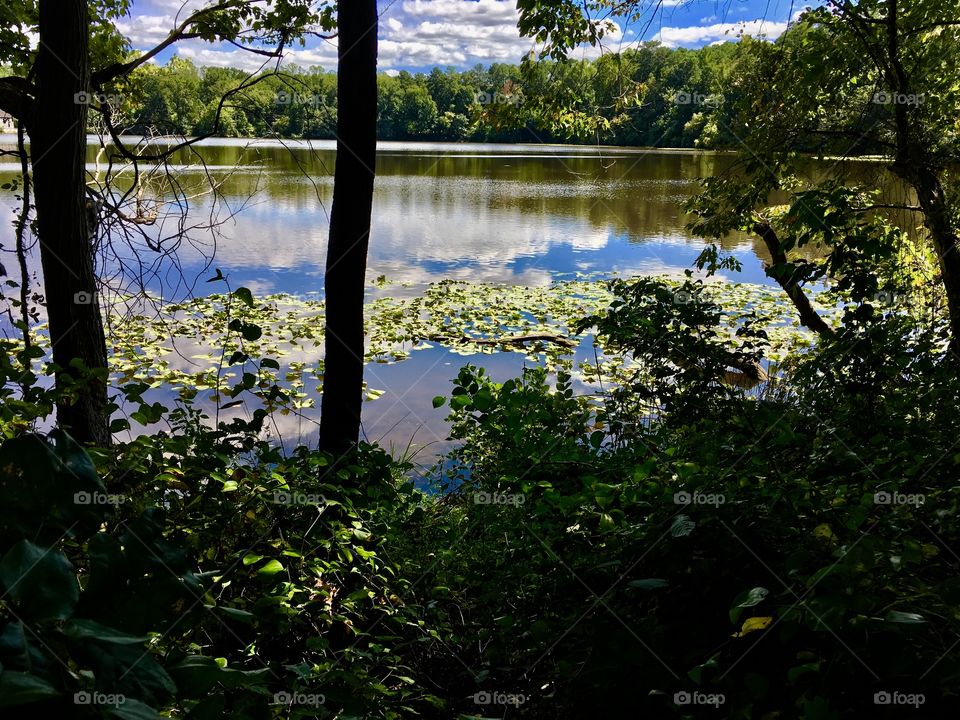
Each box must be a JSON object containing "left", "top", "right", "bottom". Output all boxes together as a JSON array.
[{"left": 0, "top": 137, "right": 907, "bottom": 460}]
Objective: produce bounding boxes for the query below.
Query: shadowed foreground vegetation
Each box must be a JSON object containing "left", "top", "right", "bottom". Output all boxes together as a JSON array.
[{"left": 3, "top": 0, "right": 960, "bottom": 717}]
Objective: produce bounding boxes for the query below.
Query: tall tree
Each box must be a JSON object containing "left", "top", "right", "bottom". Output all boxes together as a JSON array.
[
  {"left": 319, "top": 0, "right": 379, "bottom": 454},
  {"left": 31, "top": 0, "right": 110, "bottom": 445},
  {"left": 0, "top": 0, "right": 333, "bottom": 444}
]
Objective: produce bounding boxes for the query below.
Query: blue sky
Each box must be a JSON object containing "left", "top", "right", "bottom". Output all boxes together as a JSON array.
[{"left": 119, "top": 0, "right": 809, "bottom": 74}]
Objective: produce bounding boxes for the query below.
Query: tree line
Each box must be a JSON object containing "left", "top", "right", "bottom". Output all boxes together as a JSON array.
[{"left": 112, "top": 40, "right": 753, "bottom": 148}]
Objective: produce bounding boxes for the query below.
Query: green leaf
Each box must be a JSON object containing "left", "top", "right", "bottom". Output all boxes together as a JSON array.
[
  {"left": 233, "top": 287, "right": 254, "bottom": 308},
  {"left": 241, "top": 323, "right": 262, "bottom": 341},
  {"left": 737, "top": 587, "right": 769, "bottom": 607},
  {"left": 0, "top": 540, "right": 78, "bottom": 621},
  {"left": 432, "top": 395, "right": 446, "bottom": 408},
  {"left": 0, "top": 672, "right": 60, "bottom": 706},
  {"left": 670, "top": 514, "right": 695, "bottom": 538},
  {"left": 62, "top": 619, "right": 148, "bottom": 644},
  {"left": 216, "top": 607, "right": 256, "bottom": 624},
  {"left": 110, "top": 418, "right": 131, "bottom": 433},
  {"left": 885, "top": 610, "right": 925, "bottom": 624},
  {"left": 627, "top": 578, "right": 668, "bottom": 590},
  {"left": 105, "top": 698, "right": 164, "bottom": 720},
  {"left": 257, "top": 559, "right": 284, "bottom": 577}
]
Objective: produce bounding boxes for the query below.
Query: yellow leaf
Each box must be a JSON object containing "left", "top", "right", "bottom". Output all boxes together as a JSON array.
[
  {"left": 812, "top": 523, "right": 836, "bottom": 544},
  {"left": 733, "top": 616, "right": 773, "bottom": 637}
]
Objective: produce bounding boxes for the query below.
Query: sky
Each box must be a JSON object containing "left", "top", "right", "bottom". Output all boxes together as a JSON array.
[{"left": 118, "top": 0, "right": 810, "bottom": 74}]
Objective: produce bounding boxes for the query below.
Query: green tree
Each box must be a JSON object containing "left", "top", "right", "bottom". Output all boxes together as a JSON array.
[{"left": 0, "top": 0, "right": 335, "bottom": 444}]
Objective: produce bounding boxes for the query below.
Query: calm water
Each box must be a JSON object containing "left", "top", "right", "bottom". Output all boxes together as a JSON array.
[{"left": 0, "top": 137, "right": 904, "bottom": 460}]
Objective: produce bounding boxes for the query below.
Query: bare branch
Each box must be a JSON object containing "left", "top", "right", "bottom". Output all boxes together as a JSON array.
[
  {"left": 753, "top": 220, "right": 835, "bottom": 337},
  {"left": 91, "top": 0, "right": 254, "bottom": 87}
]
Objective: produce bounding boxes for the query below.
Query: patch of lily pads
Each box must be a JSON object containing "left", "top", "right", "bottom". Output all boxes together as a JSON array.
[{"left": 12, "top": 276, "right": 835, "bottom": 429}]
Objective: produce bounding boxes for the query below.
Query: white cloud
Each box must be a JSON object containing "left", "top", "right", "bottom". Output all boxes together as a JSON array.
[
  {"left": 655, "top": 19, "right": 789, "bottom": 47},
  {"left": 118, "top": 1, "right": 790, "bottom": 72},
  {"left": 115, "top": 14, "right": 179, "bottom": 48},
  {"left": 401, "top": 0, "right": 518, "bottom": 25}
]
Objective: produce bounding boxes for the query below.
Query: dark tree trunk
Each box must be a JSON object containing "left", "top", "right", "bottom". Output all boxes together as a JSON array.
[
  {"left": 319, "top": 0, "right": 379, "bottom": 454},
  {"left": 897, "top": 163, "right": 960, "bottom": 355},
  {"left": 883, "top": 0, "right": 960, "bottom": 355},
  {"left": 32, "top": 0, "right": 111, "bottom": 446}
]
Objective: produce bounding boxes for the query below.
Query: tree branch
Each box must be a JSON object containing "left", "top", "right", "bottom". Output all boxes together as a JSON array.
[
  {"left": 91, "top": 1, "right": 246, "bottom": 87},
  {"left": 753, "top": 220, "right": 834, "bottom": 337},
  {"left": 0, "top": 76, "right": 35, "bottom": 127}
]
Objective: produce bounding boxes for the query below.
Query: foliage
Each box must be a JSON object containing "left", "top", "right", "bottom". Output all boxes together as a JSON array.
[
  {"left": 111, "top": 41, "right": 757, "bottom": 147},
  {"left": 410, "top": 278, "right": 960, "bottom": 718},
  {"left": 0, "top": 423, "right": 453, "bottom": 718}
]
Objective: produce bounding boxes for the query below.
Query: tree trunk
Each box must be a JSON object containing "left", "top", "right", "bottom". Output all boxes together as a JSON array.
[
  {"left": 898, "top": 164, "right": 960, "bottom": 354},
  {"left": 32, "top": 0, "right": 111, "bottom": 446},
  {"left": 883, "top": 0, "right": 960, "bottom": 355},
  {"left": 319, "top": 0, "right": 379, "bottom": 454}
]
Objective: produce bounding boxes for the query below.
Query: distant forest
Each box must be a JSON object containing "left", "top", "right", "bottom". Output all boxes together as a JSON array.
[{"left": 102, "top": 40, "right": 756, "bottom": 148}]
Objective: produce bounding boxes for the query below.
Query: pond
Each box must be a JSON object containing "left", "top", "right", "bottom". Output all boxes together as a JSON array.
[{"left": 0, "top": 137, "right": 903, "bottom": 463}]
